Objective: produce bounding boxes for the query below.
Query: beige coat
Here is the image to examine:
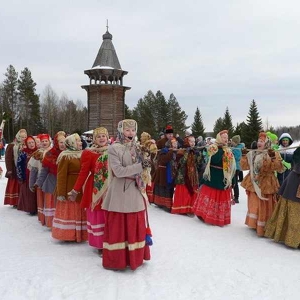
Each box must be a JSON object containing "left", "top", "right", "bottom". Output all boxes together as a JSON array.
[
  {"left": 240, "top": 151, "right": 284, "bottom": 195},
  {"left": 102, "top": 142, "right": 144, "bottom": 213}
]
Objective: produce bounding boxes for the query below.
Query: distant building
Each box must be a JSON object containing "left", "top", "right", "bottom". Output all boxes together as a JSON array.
[{"left": 82, "top": 27, "right": 131, "bottom": 136}]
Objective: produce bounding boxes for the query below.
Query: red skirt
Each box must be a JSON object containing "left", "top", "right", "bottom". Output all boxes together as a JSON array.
[
  {"left": 103, "top": 210, "right": 151, "bottom": 270},
  {"left": 44, "top": 193, "right": 55, "bottom": 228},
  {"left": 193, "top": 184, "right": 231, "bottom": 226},
  {"left": 171, "top": 184, "right": 198, "bottom": 214},
  {"left": 4, "top": 178, "right": 19, "bottom": 206},
  {"left": 18, "top": 181, "right": 37, "bottom": 214},
  {"left": 37, "top": 188, "right": 45, "bottom": 225}
]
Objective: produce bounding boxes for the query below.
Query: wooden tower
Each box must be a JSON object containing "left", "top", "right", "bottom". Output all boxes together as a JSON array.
[{"left": 82, "top": 27, "right": 130, "bottom": 136}]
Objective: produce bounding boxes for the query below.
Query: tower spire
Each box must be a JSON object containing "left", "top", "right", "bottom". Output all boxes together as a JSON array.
[{"left": 106, "top": 19, "right": 109, "bottom": 32}]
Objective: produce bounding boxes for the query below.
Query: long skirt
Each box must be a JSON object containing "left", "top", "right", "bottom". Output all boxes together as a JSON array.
[
  {"left": 245, "top": 191, "right": 276, "bottom": 236},
  {"left": 44, "top": 193, "right": 55, "bottom": 228},
  {"left": 4, "top": 178, "right": 19, "bottom": 206},
  {"left": 171, "top": 184, "right": 198, "bottom": 214},
  {"left": 193, "top": 184, "right": 231, "bottom": 226},
  {"left": 146, "top": 183, "right": 154, "bottom": 204},
  {"left": 153, "top": 184, "right": 174, "bottom": 210},
  {"left": 18, "top": 181, "right": 37, "bottom": 214},
  {"left": 37, "top": 188, "right": 45, "bottom": 225},
  {"left": 52, "top": 200, "right": 87, "bottom": 242},
  {"left": 265, "top": 198, "right": 300, "bottom": 248},
  {"left": 86, "top": 208, "right": 105, "bottom": 249},
  {"left": 103, "top": 210, "right": 151, "bottom": 270}
]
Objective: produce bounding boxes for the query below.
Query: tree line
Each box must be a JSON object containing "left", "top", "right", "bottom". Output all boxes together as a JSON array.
[
  {"left": 0, "top": 65, "right": 87, "bottom": 142},
  {"left": 1, "top": 64, "right": 299, "bottom": 146}
]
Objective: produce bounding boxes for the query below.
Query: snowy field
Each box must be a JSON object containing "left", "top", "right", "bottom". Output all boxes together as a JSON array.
[{"left": 0, "top": 154, "right": 300, "bottom": 300}]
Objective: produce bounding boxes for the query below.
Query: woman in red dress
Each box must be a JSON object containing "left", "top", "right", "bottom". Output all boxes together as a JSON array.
[
  {"left": 193, "top": 130, "right": 236, "bottom": 226},
  {"left": 69, "top": 127, "right": 109, "bottom": 254}
]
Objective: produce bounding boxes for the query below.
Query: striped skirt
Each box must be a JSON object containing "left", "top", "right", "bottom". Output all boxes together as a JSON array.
[
  {"left": 86, "top": 208, "right": 105, "bottom": 249},
  {"left": 245, "top": 191, "right": 276, "bottom": 236},
  {"left": 4, "top": 178, "right": 19, "bottom": 206},
  {"left": 44, "top": 193, "right": 55, "bottom": 228},
  {"left": 102, "top": 210, "right": 150, "bottom": 270},
  {"left": 52, "top": 200, "right": 87, "bottom": 242},
  {"left": 37, "top": 188, "right": 45, "bottom": 225},
  {"left": 153, "top": 184, "right": 174, "bottom": 210}
]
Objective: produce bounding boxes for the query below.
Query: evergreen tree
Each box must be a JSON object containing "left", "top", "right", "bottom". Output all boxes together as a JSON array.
[
  {"left": 124, "top": 103, "right": 132, "bottom": 119},
  {"left": 154, "top": 90, "right": 169, "bottom": 134},
  {"left": 242, "top": 99, "right": 263, "bottom": 147},
  {"left": 167, "top": 93, "right": 188, "bottom": 137},
  {"left": 17, "top": 67, "right": 43, "bottom": 134},
  {"left": 222, "top": 107, "right": 234, "bottom": 137},
  {"left": 213, "top": 117, "right": 224, "bottom": 136},
  {"left": 1, "top": 65, "right": 18, "bottom": 141},
  {"left": 232, "top": 122, "right": 243, "bottom": 137},
  {"left": 191, "top": 107, "right": 205, "bottom": 138},
  {"left": 132, "top": 91, "right": 156, "bottom": 136}
]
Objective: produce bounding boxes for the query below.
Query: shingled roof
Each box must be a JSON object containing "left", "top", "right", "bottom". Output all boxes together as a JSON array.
[{"left": 92, "top": 30, "right": 122, "bottom": 69}]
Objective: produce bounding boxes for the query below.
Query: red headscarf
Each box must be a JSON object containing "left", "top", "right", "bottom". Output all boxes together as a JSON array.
[
  {"left": 42, "top": 132, "right": 66, "bottom": 175},
  {"left": 38, "top": 133, "right": 51, "bottom": 141},
  {"left": 23, "top": 136, "right": 37, "bottom": 156}
]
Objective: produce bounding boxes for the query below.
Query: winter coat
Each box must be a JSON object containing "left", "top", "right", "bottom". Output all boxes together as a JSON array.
[
  {"left": 232, "top": 143, "right": 245, "bottom": 171},
  {"left": 36, "top": 167, "right": 57, "bottom": 194},
  {"left": 241, "top": 151, "right": 284, "bottom": 195},
  {"left": 73, "top": 149, "right": 104, "bottom": 209},
  {"left": 56, "top": 156, "right": 82, "bottom": 202},
  {"left": 101, "top": 142, "right": 144, "bottom": 213},
  {"left": 5, "top": 143, "right": 18, "bottom": 179}
]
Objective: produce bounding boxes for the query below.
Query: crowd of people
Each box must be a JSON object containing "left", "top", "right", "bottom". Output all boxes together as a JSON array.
[{"left": 2, "top": 120, "right": 300, "bottom": 272}]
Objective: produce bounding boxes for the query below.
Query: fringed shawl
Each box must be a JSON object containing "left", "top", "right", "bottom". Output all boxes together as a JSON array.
[
  {"left": 91, "top": 146, "right": 110, "bottom": 210},
  {"left": 203, "top": 133, "right": 236, "bottom": 189}
]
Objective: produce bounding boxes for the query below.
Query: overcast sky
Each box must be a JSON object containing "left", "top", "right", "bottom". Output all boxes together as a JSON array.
[{"left": 1, "top": 0, "right": 300, "bottom": 132}]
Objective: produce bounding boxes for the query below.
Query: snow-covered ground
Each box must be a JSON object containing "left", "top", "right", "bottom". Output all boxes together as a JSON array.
[{"left": 0, "top": 150, "right": 300, "bottom": 300}]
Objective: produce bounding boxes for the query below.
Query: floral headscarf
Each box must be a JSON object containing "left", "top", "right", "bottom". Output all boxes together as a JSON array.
[
  {"left": 116, "top": 119, "right": 138, "bottom": 144},
  {"left": 90, "top": 127, "right": 110, "bottom": 209},
  {"left": 43, "top": 131, "right": 66, "bottom": 175},
  {"left": 13, "top": 129, "right": 27, "bottom": 166},
  {"left": 57, "top": 133, "right": 82, "bottom": 164}
]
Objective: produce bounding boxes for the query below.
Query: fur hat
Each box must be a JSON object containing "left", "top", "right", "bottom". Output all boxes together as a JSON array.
[
  {"left": 165, "top": 125, "right": 173, "bottom": 134},
  {"left": 231, "top": 135, "right": 241, "bottom": 144}
]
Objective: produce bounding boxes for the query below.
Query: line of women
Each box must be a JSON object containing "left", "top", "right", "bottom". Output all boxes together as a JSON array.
[
  {"left": 151, "top": 128, "right": 236, "bottom": 226},
  {"left": 3, "top": 122, "right": 300, "bottom": 274},
  {"left": 3, "top": 119, "right": 152, "bottom": 271},
  {"left": 148, "top": 128, "right": 300, "bottom": 248}
]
